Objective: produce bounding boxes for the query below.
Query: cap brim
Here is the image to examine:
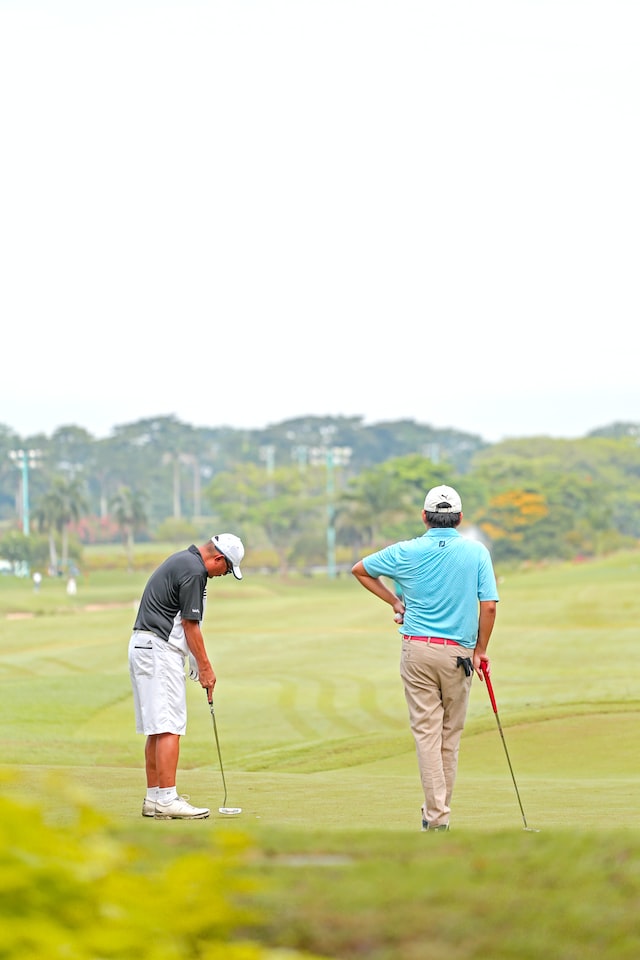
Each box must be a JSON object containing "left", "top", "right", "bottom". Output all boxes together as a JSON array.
[{"left": 231, "top": 566, "right": 243, "bottom": 580}]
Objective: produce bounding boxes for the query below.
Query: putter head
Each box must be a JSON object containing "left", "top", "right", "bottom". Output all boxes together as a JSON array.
[{"left": 219, "top": 806, "right": 242, "bottom": 815}]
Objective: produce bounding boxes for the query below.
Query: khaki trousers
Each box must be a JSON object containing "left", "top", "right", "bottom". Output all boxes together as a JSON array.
[{"left": 400, "top": 638, "right": 473, "bottom": 827}]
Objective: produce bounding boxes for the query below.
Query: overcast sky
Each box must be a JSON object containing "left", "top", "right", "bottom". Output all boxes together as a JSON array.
[{"left": 1, "top": 0, "right": 638, "bottom": 443}]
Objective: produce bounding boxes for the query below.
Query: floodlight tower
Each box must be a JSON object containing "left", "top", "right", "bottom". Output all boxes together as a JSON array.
[
  {"left": 310, "top": 431, "right": 352, "bottom": 579},
  {"left": 8, "top": 448, "right": 41, "bottom": 536},
  {"left": 325, "top": 445, "right": 352, "bottom": 578},
  {"left": 259, "top": 444, "right": 276, "bottom": 498}
]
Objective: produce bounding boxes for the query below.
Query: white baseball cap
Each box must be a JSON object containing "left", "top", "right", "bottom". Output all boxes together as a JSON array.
[
  {"left": 211, "top": 534, "right": 245, "bottom": 580},
  {"left": 423, "top": 485, "right": 462, "bottom": 513}
]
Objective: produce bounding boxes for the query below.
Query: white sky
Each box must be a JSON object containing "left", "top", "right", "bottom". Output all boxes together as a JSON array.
[{"left": 1, "top": 0, "right": 638, "bottom": 443}]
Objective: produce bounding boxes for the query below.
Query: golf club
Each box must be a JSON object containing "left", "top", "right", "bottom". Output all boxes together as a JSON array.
[
  {"left": 480, "top": 661, "right": 539, "bottom": 832},
  {"left": 207, "top": 693, "right": 242, "bottom": 816}
]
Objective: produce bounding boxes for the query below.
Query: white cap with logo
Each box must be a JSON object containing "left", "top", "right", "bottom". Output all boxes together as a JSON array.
[
  {"left": 423, "top": 485, "right": 462, "bottom": 513},
  {"left": 211, "top": 534, "right": 245, "bottom": 580}
]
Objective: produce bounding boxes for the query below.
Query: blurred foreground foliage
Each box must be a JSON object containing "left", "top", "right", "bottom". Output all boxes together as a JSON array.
[{"left": 0, "top": 776, "right": 326, "bottom": 960}]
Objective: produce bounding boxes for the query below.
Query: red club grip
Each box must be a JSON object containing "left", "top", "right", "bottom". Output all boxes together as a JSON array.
[{"left": 480, "top": 660, "right": 498, "bottom": 713}]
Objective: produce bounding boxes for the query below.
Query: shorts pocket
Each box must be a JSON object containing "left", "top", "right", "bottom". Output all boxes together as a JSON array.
[{"left": 133, "top": 644, "right": 154, "bottom": 678}]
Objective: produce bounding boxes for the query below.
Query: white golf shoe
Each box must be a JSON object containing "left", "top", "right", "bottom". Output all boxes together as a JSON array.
[
  {"left": 142, "top": 798, "right": 157, "bottom": 817},
  {"left": 154, "top": 795, "right": 210, "bottom": 820}
]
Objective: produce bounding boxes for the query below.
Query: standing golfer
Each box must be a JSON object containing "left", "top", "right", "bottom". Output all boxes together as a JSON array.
[
  {"left": 352, "top": 485, "right": 498, "bottom": 832},
  {"left": 128, "top": 534, "right": 244, "bottom": 820}
]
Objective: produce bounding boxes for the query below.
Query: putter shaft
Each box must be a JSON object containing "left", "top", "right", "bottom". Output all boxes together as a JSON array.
[
  {"left": 481, "top": 663, "right": 531, "bottom": 830},
  {"left": 208, "top": 697, "right": 228, "bottom": 808}
]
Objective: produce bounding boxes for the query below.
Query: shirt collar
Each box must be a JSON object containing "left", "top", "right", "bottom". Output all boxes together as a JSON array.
[
  {"left": 188, "top": 544, "right": 206, "bottom": 569},
  {"left": 423, "top": 528, "right": 461, "bottom": 539}
]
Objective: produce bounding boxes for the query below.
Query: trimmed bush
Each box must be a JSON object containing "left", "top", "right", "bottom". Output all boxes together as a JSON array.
[{"left": 0, "top": 775, "right": 326, "bottom": 960}]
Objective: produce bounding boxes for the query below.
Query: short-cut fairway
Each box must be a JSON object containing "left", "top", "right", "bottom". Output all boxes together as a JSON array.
[{"left": 1, "top": 551, "right": 639, "bottom": 958}]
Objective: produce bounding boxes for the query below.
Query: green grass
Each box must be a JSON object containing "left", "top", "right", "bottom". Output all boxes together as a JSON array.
[{"left": 1, "top": 551, "right": 639, "bottom": 958}]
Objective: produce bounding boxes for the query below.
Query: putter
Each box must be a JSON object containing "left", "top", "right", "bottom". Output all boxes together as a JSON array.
[
  {"left": 480, "top": 662, "right": 539, "bottom": 832},
  {"left": 207, "top": 693, "right": 242, "bottom": 815}
]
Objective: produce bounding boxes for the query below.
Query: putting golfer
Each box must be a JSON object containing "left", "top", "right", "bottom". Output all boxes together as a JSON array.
[
  {"left": 128, "top": 534, "right": 244, "bottom": 820},
  {"left": 352, "top": 485, "right": 498, "bottom": 832}
]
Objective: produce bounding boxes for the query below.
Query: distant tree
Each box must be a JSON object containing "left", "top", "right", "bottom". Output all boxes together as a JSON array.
[
  {"left": 49, "top": 425, "right": 96, "bottom": 474},
  {"left": 338, "top": 454, "right": 448, "bottom": 553},
  {"left": 111, "top": 416, "right": 200, "bottom": 523},
  {"left": 469, "top": 436, "right": 640, "bottom": 561},
  {"left": 354, "top": 420, "right": 486, "bottom": 473},
  {"left": 587, "top": 422, "right": 640, "bottom": 440},
  {"left": 110, "top": 487, "right": 148, "bottom": 571},
  {"left": 338, "top": 467, "right": 416, "bottom": 554},
  {"left": 89, "top": 433, "right": 147, "bottom": 519},
  {"left": 34, "top": 475, "right": 88, "bottom": 572},
  {"left": 7, "top": 416, "right": 640, "bottom": 568},
  {"left": 0, "top": 530, "right": 32, "bottom": 566},
  {"left": 477, "top": 489, "right": 549, "bottom": 561},
  {"left": 244, "top": 415, "right": 485, "bottom": 476},
  {"left": 205, "top": 461, "right": 325, "bottom": 575}
]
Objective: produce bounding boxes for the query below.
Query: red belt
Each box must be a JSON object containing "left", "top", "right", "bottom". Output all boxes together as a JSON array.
[{"left": 403, "top": 635, "right": 462, "bottom": 647}]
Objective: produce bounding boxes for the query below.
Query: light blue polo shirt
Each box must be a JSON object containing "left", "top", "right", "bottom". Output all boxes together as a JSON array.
[{"left": 362, "top": 529, "right": 499, "bottom": 648}]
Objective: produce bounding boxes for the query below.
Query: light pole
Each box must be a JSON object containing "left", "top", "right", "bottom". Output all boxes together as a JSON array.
[
  {"left": 259, "top": 445, "right": 276, "bottom": 497},
  {"left": 326, "top": 448, "right": 337, "bottom": 578},
  {"left": 9, "top": 448, "right": 40, "bottom": 536},
  {"left": 309, "top": 442, "right": 352, "bottom": 578}
]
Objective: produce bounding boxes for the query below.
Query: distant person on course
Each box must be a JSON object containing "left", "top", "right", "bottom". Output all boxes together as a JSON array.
[
  {"left": 128, "top": 534, "right": 245, "bottom": 820},
  {"left": 352, "top": 485, "right": 498, "bottom": 832}
]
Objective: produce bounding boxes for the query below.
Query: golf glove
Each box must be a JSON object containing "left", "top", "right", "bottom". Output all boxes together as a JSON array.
[
  {"left": 456, "top": 656, "right": 473, "bottom": 677},
  {"left": 187, "top": 653, "right": 199, "bottom": 681}
]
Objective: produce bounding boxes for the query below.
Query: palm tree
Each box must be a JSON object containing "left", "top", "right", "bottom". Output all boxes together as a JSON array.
[
  {"left": 34, "top": 475, "right": 88, "bottom": 573},
  {"left": 110, "top": 486, "right": 148, "bottom": 571}
]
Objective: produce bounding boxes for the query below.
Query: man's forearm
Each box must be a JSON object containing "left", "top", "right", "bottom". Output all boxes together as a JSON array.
[
  {"left": 183, "top": 621, "right": 209, "bottom": 666},
  {"left": 356, "top": 575, "right": 397, "bottom": 604},
  {"left": 183, "top": 619, "right": 216, "bottom": 691},
  {"left": 351, "top": 562, "right": 402, "bottom": 610},
  {"left": 475, "top": 601, "right": 497, "bottom": 655}
]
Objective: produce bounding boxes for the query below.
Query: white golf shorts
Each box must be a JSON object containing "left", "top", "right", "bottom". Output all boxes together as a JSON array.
[{"left": 128, "top": 631, "right": 187, "bottom": 735}]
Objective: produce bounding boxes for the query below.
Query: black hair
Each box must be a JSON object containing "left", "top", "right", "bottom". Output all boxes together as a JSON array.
[{"left": 425, "top": 511, "right": 461, "bottom": 528}]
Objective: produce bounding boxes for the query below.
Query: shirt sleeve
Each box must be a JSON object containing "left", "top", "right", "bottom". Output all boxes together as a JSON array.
[
  {"left": 179, "top": 576, "right": 204, "bottom": 621},
  {"left": 478, "top": 547, "right": 500, "bottom": 601},
  {"left": 362, "top": 544, "right": 398, "bottom": 578}
]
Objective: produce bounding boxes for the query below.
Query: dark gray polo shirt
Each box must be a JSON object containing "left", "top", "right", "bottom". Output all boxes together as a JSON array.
[{"left": 133, "top": 545, "right": 207, "bottom": 641}]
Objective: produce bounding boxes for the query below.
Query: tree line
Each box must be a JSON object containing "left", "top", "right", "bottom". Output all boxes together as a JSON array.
[{"left": 1, "top": 415, "right": 639, "bottom": 573}]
